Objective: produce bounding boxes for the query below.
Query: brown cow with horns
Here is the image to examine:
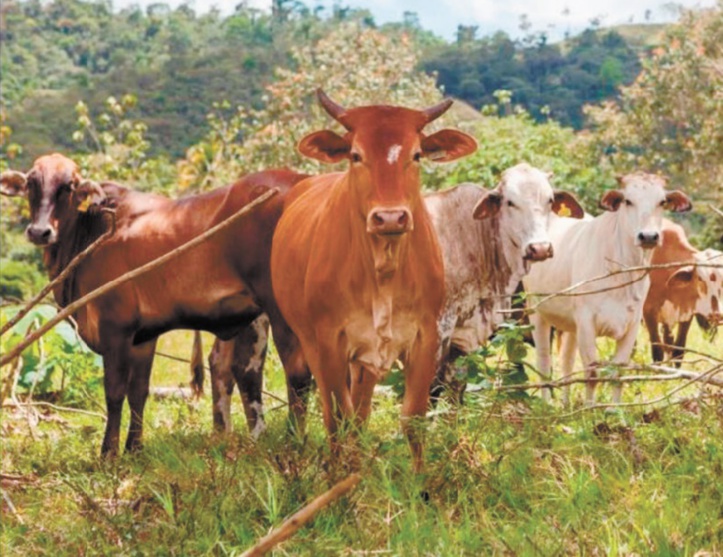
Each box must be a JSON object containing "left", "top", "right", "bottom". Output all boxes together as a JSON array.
[
  {"left": 0, "top": 154, "right": 313, "bottom": 457},
  {"left": 271, "top": 90, "right": 477, "bottom": 471}
]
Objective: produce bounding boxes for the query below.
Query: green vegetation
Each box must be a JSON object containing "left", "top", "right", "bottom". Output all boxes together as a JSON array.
[
  {"left": 3, "top": 0, "right": 654, "bottom": 167},
  {"left": 1, "top": 328, "right": 721, "bottom": 555}
]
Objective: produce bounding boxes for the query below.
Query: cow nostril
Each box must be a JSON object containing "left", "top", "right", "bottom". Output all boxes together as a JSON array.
[
  {"left": 397, "top": 212, "right": 408, "bottom": 226},
  {"left": 41, "top": 229, "right": 52, "bottom": 239},
  {"left": 372, "top": 213, "right": 385, "bottom": 226}
]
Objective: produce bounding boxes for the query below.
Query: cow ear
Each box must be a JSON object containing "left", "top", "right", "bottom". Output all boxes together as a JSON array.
[
  {"left": 664, "top": 190, "right": 692, "bottom": 213},
  {"left": 666, "top": 265, "right": 696, "bottom": 289},
  {"left": 297, "top": 130, "right": 350, "bottom": 163},
  {"left": 421, "top": 129, "right": 477, "bottom": 162},
  {"left": 599, "top": 189, "right": 625, "bottom": 212},
  {"left": 74, "top": 180, "right": 106, "bottom": 213},
  {"left": 0, "top": 170, "right": 28, "bottom": 197},
  {"left": 552, "top": 190, "right": 585, "bottom": 219},
  {"left": 473, "top": 190, "right": 502, "bottom": 220}
]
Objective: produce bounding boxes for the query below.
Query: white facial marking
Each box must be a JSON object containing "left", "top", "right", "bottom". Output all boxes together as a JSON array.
[{"left": 387, "top": 144, "right": 402, "bottom": 165}]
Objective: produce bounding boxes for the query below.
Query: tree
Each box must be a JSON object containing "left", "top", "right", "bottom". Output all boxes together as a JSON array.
[
  {"left": 178, "top": 23, "right": 443, "bottom": 190},
  {"left": 584, "top": 3, "right": 723, "bottom": 205}
]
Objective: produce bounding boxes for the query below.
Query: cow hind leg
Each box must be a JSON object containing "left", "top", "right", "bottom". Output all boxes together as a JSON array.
[
  {"left": 208, "top": 338, "right": 236, "bottom": 433},
  {"left": 125, "top": 339, "right": 157, "bottom": 453},
  {"left": 272, "top": 319, "right": 314, "bottom": 435},
  {"left": 232, "top": 315, "right": 270, "bottom": 439}
]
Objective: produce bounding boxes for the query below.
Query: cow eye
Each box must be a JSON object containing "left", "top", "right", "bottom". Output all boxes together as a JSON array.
[
  {"left": 625, "top": 199, "right": 633, "bottom": 207},
  {"left": 659, "top": 200, "right": 666, "bottom": 207},
  {"left": 413, "top": 151, "right": 422, "bottom": 162},
  {"left": 507, "top": 200, "right": 516, "bottom": 208},
  {"left": 351, "top": 152, "right": 362, "bottom": 163}
]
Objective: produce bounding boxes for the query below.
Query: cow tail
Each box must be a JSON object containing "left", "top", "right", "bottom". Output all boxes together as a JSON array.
[{"left": 190, "top": 331, "right": 204, "bottom": 398}]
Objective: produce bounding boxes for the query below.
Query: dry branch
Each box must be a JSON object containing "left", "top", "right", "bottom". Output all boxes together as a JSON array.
[
  {"left": 492, "top": 368, "right": 723, "bottom": 392},
  {"left": 0, "top": 209, "right": 116, "bottom": 337},
  {"left": 2, "top": 400, "right": 108, "bottom": 419},
  {"left": 0, "top": 188, "right": 279, "bottom": 368},
  {"left": 240, "top": 473, "right": 362, "bottom": 557}
]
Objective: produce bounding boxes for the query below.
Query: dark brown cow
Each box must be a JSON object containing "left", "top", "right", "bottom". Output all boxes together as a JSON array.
[
  {"left": 271, "top": 91, "right": 477, "bottom": 471},
  {"left": 0, "top": 154, "right": 312, "bottom": 456}
]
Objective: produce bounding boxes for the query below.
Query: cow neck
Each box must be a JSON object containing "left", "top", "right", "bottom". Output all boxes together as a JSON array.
[
  {"left": 475, "top": 214, "right": 515, "bottom": 298},
  {"left": 338, "top": 173, "right": 417, "bottom": 355},
  {"left": 46, "top": 210, "right": 110, "bottom": 306},
  {"left": 600, "top": 211, "right": 652, "bottom": 300}
]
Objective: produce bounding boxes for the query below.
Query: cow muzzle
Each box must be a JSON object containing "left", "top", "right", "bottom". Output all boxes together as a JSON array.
[
  {"left": 26, "top": 224, "right": 57, "bottom": 246},
  {"left": 366, "top": 208, "right": 414, "bottom": 236},
  {"left": 636, "top": 231, "right": 660, "bottom": 249},
  {"left": 524, "top": 242, "right": 554, "bottom": 262}
]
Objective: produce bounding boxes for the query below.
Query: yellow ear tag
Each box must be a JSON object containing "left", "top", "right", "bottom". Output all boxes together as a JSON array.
[
  {"left": 77, "top": 197, "right": 92, "bottom": 213},
  {"left": 558, "top": 202, "right": 571, "bottom": 217}
]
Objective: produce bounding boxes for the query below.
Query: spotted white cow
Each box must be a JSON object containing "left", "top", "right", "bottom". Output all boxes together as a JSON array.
[
  {"left": 523, "top": 173, "right": 692, "bottom": 405},
  {"left": 425, "top": 163, "right": 584, "bottom": 398}
]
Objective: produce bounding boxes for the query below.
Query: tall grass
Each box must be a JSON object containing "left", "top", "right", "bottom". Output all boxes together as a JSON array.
[{"left": 1, "top": 327, "right": 721, "bottom": 555}]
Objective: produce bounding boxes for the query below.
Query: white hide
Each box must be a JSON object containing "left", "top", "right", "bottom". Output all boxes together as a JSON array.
[{"left": 523, "top": 173, "right": 686, "bottom": 405}]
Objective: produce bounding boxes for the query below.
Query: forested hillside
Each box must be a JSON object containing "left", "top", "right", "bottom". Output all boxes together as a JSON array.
[{"left": 3, "top": 0, "right": 647, "bottom": 164}]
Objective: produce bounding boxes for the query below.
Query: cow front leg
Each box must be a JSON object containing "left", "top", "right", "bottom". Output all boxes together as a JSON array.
[
  {"left": 671, "top": 319, "right": 691, "bottom": 368},
  {"left": 609, "top": 319, "right": 642, "bottom": 404},
  {"left": 559, "top": 331, "right": 577, "bottom": 407},
  {"left": 530, "top": 313, "right": 553, "bottom": 402},
  {"left": 575, "top": 315, "right": 600, "bottom": 406},
  {"left": 644, "top": 310, "right": 664, "bottom": 363},
  {"left": 350, "top": 362, "right": 377, "bottom": 427},
  {"left": 402, "top": 324, "right": 438, "bottom": 474},
  {"left": 100, "top": 338, "right": 134, "bottom": 457},
  {"left": 125, "top": 339, "right": 157, "bottom": 453}
]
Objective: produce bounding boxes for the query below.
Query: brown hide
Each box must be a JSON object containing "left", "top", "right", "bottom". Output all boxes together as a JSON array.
[
  {"left": 4, "top": 154, "right": 311, "bottom": 456},
  {"left": 644, "top": 219, "right": 699, "bottom": 364},
  {"left": 271, "top": 91, "right": 476, "bottom": 472}
]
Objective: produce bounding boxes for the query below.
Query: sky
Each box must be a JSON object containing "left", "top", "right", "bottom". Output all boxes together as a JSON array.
[{"left": 114, "top": 0, "right": 717, "bottom": 41}]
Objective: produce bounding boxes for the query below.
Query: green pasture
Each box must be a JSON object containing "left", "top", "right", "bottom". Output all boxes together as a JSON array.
[{"left": 1, "top": 323, "right": 721, "bottom": 556}]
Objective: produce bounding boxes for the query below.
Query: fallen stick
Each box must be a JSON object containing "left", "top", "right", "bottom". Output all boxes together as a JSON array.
[
  {"left": 240, "top": 473, "right": 362, "bottom": 557},
  {"left": 0, "top": 188, "right": 278, "bottom": 368},
  {"left": 0, "top": 209, "right": 116, "bottom": 337}
]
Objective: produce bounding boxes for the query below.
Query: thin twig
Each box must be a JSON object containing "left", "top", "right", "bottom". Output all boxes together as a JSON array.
[
  {"left": 492, "top": 369, "right": 723, "bottom": 392},
  {"left": 2, "top": 400, "right": 107, "bottom": 420},
  {"left": 0, "top": 210, "right": 116, "bottom": 337},
  {"left": 1, "top": 489, "right": 24, "bottom": 525},
  {"left": 709, "top": 204, "right": 723, "bottom": 219},
  {"left": 240, "top": 473, "right": 361, "bottom": 557},
  {"left": 155, "top": 351, "right": 211, "bottom": 371},
  {"left": 0, "top": 188, "right": 279, "bottom": 368}
]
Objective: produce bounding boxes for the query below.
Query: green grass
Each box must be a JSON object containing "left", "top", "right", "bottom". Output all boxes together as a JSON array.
[{"left": 1, "top": 326, "right": 722, "bottom": 555}]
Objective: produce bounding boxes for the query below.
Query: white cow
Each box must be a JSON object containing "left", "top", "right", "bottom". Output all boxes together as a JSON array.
[
  {"left": 523, "top": 173, "right": 692, "bottom": 405},
  {"left": 425, "top": 163, "right": 584, "bottom": 397}
]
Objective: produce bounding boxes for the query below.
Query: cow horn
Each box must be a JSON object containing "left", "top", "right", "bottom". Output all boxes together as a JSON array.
[
  {"left": 317, "top": 89, "right": 348, "bottom": 127},
  {"left": 423, "top": 98, "right": 454, "bottom": 124}
]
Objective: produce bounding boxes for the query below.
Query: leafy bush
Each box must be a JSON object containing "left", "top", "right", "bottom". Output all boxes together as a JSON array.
[{"left": 1, "top": 304, "right": 102, "bottom": 405}]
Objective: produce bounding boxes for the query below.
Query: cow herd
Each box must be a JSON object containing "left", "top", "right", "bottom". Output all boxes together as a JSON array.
[{"left": 1, "top": 91, "right": 720, "bottom": 472}]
